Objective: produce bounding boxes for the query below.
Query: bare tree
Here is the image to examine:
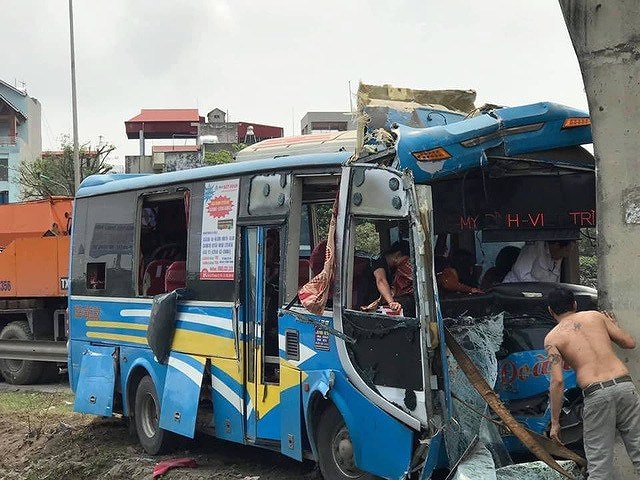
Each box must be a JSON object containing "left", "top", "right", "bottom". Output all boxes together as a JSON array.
[{"left": 19, "top": 136, "right": 114, "bottom": 199}]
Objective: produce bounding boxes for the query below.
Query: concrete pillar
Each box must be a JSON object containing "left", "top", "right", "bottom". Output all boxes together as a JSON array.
[{"left": 560, "top": 2, "right": 640, "bottom": 477}]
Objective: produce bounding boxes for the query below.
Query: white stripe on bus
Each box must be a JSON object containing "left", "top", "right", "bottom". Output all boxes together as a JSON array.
[
  {"left": 212, "top": 375, "right": 244, "bottom": 414},
  {"left": 278, "top": 334, "right": 317, "bottom": 367},
  {"left": 167, "top": 356, "right": 203, "bottom": 386}
]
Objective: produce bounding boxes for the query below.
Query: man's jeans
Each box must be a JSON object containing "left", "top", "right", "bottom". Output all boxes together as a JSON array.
[{"left": 582, "top": 381, "right": 640, "bottom": 479}]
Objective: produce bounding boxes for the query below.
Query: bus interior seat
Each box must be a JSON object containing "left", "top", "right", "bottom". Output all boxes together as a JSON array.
[
  {"left": 165, "top": 261, "right": 186, "bottom": 291},
  {"left": 144, "top": 259, "right": 173, "bottom": 296}
]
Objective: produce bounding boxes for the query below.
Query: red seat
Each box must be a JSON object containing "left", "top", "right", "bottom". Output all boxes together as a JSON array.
[
  {"left": 165, "top": 261, "right": 187, "bottom": 292},
  {"left": 143, "top": 259, "right": 173, "bottom": 296}
]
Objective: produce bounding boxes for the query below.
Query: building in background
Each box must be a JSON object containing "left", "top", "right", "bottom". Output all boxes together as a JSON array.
[
  {"left": 124, "top": 107, "right": 283, "bottom": 173},
  {"left": 199, "top": 107, "right": 283, "bottom": 155},
  {"left": 124, "top": 109, "right": 202, "bottom": 174},
  {"left": 300, "top": 111, "right": 355, "bottom": 135},
  {"left": 125, "top": 145, "right": 201, "bottom": 174},
  {"left": 124, "top": 108, "right": 201, "bottom": 155},
  {"left": 0, "top": 79, "right": 42, "bottom": 203}
]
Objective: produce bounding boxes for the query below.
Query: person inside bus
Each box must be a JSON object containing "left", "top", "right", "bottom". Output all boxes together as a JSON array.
[
  {"left": 392, "top": 256, "right": 416, "bottom": 317},
  {"left": 437, "top": 249, "right": 483, "bottom": 295},
  {"left": 357, "top": 240, "right": 411, "bottom": 315},
  {"left": 503, "top": 240, "right": 574, "bottom": 283},
  {"left": 480, "top": 245, "right": 521, "bottom": 289}
]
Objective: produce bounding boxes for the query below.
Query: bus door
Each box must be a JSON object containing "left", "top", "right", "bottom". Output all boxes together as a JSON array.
[
  {"left": 337, "top": 165, "right": 438, "bottom": 430},
  {"left": 243, "top": 225, "right": 282, "bottom": 443}
]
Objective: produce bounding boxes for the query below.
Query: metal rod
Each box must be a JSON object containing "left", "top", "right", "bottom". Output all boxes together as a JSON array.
[
  {"left": 69, "top": 0, "right": 81, "bottom": 193},
  {"left": 0, "top": 340, "right": 68, "bottom": 363}
]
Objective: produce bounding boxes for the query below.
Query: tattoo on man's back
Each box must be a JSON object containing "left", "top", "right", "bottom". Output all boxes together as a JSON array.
[{"left": 573, "top": 322, "right": 582, "bottom": 331}]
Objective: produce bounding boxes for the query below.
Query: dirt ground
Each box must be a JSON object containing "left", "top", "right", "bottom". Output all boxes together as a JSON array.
[{"left": 0, "top": 388, "right": 317, "bottom": 480}]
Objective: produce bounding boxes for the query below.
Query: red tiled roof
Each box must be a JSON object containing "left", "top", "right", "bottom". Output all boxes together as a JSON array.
[
  {"left": 127, "top": 109, "right": 200, "bottom": 123},
  {"left": 152, "top": 145, "right": 200, "bottom": 153}
]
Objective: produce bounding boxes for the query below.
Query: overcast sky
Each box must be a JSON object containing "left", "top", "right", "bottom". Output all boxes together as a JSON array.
[{"left": 1, "top": 1, "right": 587, "bottom": 164}]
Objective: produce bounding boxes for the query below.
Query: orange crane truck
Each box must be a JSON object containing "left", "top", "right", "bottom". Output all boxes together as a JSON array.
[{"left": 0, "top": 197, "right": 72, "bottom": 384}]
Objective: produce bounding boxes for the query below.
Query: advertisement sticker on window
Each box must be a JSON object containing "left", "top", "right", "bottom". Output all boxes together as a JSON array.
[{"left": 200, "top": 179, "right": 240, "bottom": 280}]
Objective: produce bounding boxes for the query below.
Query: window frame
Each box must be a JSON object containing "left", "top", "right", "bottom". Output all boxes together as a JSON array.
[{"left": 134, "top": 190, "right": 189, "bottom": 298}]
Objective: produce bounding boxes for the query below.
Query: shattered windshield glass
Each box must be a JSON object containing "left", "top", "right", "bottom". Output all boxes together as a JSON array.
[
  {"left": 445, "top": 312, "right": 506, "bottom": 465},
  {"left": 444, "top": 312, "right": 585, "bottom": 479}
]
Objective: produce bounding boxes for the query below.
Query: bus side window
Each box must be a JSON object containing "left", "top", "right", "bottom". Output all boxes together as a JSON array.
[
  {"left": 348, "top": 218, "right": 416, "bottom": 318},
  {"left": 138, "top": 194, "right": 188, "bottom": 297}
]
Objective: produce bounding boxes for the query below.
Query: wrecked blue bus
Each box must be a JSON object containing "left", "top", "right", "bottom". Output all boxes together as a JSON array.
[{"left": 68, "top": 98, "right": 594, "bottom": 479}]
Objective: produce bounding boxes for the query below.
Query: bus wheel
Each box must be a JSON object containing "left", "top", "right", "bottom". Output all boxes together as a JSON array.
[
  {"left": 0, "top": 320, "right": 43, "bottom": 385},
  {"left": 134, "top": 375, "right": 174, "bottom": 454},
  {"left": 316, "top": 405, "right": 377, "bottom": 480}
]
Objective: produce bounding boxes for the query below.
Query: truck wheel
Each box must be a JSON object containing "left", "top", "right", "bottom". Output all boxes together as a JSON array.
[
  {"left": 316, "top": 405, "right": 377, "bottom": 480},
  {"left": 134, "top": 375, "right": 174, "bottom": 454},
  {"left": 0, "top": 320, "right": 43, "bottom": 385}
]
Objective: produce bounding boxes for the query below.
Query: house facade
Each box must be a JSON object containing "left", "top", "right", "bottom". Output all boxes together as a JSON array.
[{"left": 0, "top": 79, "right": 42, "bottom": 203}]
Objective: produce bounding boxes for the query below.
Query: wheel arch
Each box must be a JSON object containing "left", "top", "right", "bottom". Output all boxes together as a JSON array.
[
  {"left": 0, "top": 312, "right": 32, "bottom": 333},
  {"left": 123, "top": 358, "right": 164, "bottom": 417},
  {"left": 304, "top": 370, "right": 415, "bottom": 480},
  {"left": 305, "top": 386, "right": 360, "bottom": 463},
  {"left": 305, "top": 390, "right": 334, "bottom": 461}
]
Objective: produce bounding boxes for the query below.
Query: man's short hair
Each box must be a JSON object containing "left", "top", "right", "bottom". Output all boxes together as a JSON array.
[
  {"left": 548, "top": 287, "right": 576, "bottom": 315},
  {"left": 387, "top": 240, "right": 410, "bottom": 257}
]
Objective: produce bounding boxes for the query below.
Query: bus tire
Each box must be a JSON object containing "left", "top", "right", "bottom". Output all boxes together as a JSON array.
[
  {"left": 316, "top": 404, "right": 377, "bottom": 480},
  {"left": 134, "top": 375, "right": 174, "bottom": 454},
  {"left": 0, "top": 320, "right": 43, "bottom": 385}
]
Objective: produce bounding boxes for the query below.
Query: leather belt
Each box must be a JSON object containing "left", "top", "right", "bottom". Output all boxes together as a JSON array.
[{"left": 582, "top": 374, "right": 633, "bottom": 398}]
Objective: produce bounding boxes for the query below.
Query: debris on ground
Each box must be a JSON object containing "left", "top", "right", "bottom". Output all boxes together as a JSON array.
[{"left": 152, "top": 458, "right": 197, "bottom": 477}]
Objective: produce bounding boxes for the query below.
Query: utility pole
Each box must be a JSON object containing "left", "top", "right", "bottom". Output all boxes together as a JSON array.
[
  {"left": 68, "top": 0, "right": 81, "bottom": 193},
  {"left": 560, "top": 2, "right": 640, "bottom": 477}
]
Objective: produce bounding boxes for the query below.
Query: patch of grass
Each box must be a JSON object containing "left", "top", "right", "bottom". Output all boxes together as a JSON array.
[{"left": 0, "top": 391, "right": 75, "bottom": 415}]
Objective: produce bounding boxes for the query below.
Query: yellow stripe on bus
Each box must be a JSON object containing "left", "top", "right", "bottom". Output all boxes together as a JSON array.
[
  {"left": 86, "top": 321, "right": 147, "bottom": 331},
  {"left": 188, "top": 354, "right": 207, "bottom": 366},
  {"left": 171, "top": 329, "right": 237, "bottom": 359},
  {"left": 212, "top": 356, "right": 243, "bottom": 383},
  {"left": 86, "top": 332, "right": 148, "bottom": 345}
]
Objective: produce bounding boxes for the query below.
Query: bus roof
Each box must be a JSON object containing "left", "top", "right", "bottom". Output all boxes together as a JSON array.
[
  {"left": 76, "top": 152, "right": 351, "bottom": 199},
  {"left": 235, "top": 130, "right": 358, "bottom": 162}
]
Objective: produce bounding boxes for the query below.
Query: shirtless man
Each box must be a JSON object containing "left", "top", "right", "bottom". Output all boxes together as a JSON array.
[{"left": 544, "top": 287, "right": 640, "bottom": 479}]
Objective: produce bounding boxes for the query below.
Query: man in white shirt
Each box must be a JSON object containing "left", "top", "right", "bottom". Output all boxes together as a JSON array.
[{"left": 503, "top": 240, "right": 574, "bottom": 283}]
